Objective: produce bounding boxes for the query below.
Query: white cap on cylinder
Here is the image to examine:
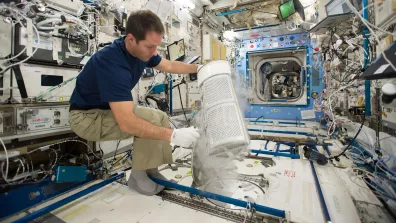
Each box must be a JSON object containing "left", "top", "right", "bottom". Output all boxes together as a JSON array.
[{"left": 198, "top": 60, "right": 232, "bottom": 87}]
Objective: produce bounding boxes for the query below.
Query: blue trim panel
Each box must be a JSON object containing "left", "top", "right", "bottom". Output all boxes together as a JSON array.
[
  {"left": 13, "top": 173, "right": 125, "bottom": 223},
  {"left": 0, "top": 174, "right": 96, "bottom": 219},
  {"left": 255, "top": 140, "right": 269, "bottom": 156},
  {"left": 310, "top": 162, "right": 331, "bottom": 222}
]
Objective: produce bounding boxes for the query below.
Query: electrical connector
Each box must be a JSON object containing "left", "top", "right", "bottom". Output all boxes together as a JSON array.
[
  {"left": 365, "top": 157, "right": 373, "bottom": 164},
  {"left": 40, "top": 145, "right": 51, "bottom": 152},
  {"left": 170, "top": 164, "right": 178, "bottom": 171}
]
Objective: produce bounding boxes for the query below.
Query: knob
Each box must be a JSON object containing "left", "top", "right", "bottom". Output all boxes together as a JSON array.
[
  {"left": 17, "top": 124, "right": 23, "bottom": 130},
  {"left": 382, "top": 83, "right": 396, "bottom": 104}
]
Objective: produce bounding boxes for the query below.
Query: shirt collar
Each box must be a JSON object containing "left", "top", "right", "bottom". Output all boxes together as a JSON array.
[{"left": 118, "top": 36, "right": 137, "bottom": 61}]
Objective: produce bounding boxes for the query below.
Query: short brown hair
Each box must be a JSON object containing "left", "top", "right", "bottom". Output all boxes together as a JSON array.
[{"left": 126, "top": 10, "right": 164, "bottom": 43}]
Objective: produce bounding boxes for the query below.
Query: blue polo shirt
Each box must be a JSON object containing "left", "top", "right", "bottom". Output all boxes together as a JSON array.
[{"left": 70, "top": 37, "right": 162, "bottom": 109}]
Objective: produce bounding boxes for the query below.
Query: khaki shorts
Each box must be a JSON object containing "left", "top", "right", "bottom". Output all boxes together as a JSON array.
[{"left": 69, "top": 106, "right": 173, "bottom": 170}]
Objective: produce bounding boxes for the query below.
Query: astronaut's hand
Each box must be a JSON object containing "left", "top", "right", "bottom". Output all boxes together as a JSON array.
[{"left": 170, "top": 127, "right": 200, "bottom": 148}]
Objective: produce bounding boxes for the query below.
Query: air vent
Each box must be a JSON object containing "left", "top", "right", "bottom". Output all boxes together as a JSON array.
[{"left": 192, "top": 17, "right": 200, "bottom": 27}]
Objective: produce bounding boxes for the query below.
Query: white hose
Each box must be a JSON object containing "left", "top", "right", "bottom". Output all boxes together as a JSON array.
[
  {"left": 346, "top": 0, "right": 396, "bottom": 72},
  {"left": 0, "top": 138, "right": 9, "bottom": 184},
  {"left": 0, "top": 6, "right": 40, "bottom": 74},
  {"left": 36, "top": 12, "right": 91, "bottom": 34},
  {"left": 36, "top": 18, "right": 67, "bottom": 30}
]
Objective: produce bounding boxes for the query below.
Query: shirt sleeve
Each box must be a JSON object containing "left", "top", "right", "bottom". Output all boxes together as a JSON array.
[
  {"left": 95, "top": 49, "right": 133, "bottom": 102},
  {"left": 146, "top": 54, "right": 162, "bottom": 68}
]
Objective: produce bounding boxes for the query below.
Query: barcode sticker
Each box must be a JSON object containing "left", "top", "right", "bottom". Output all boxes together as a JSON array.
[
  {"left": 102, "top": 192, "right": 122, "bottom": 203},
  {"left": 301, "top": 110, "right": 316, "bottom": 120},
  {"left": 374, "top": 64, "right": 390, "bottom": 74},
  {"left": 80, "top": 56, "right": 91, "bottom": 65}
]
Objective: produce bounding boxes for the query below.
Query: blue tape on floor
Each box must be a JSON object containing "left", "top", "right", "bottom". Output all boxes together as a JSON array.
[
  {"left": 13, "top": 173, "right": 125, "bottom": 223},
  {"left": 310, "top": 162, "right": 331, "bottom": 222}
]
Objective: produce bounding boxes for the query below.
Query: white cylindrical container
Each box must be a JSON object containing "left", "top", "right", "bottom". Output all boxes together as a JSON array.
[{"left": 197, "top": 60, "right": 250, "bottom": 158}]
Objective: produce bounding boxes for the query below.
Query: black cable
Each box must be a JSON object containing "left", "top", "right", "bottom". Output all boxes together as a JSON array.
[
  {"left": 171, "top": 78, "right": 189, "bottom": 125},
  {"left": 99, "top": 146, "right": 104, "bottom": 158},
  {"left": 329, "top": 114, "right": 366, "bottom": 160},
  {"left": 98, "top": 142, "right": 105, "bottom": 158},
  {"left": 177, "top": 85, "right": 189, "bottom": 126},
  {"left": 169, "top": 118, "right": 177, "bottom": 129},
  {"left": 255, "top": 116, "right": 264, "bottom": 122},
  {"left": 172, "top": 79, "right": 186, "bottom": 89},
  {"left": 172, "top": 145, "right": 179, "bottom": 153},
  {"left": 59, "top": 141, "right": 78, "bottom": 160},
  {"left": 25, "top": 152, "right": 34, "bottom": 177},
  {"left": 112, "top": 140, "right": 121, "bottom": 161}
]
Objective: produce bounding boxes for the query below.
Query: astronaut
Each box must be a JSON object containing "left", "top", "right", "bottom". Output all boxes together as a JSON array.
[{"left": 69, "top": 10, "right": 201, "bottom": 195}]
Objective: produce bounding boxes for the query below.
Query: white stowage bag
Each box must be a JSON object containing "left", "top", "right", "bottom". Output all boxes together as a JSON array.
[{"left": 192, "top": 60, "right": 250, "bottom": 187}]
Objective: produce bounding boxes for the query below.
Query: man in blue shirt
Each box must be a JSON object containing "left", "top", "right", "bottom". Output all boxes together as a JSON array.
[{"left": 69, "top": 10, "right": 200, "bottom": 195}]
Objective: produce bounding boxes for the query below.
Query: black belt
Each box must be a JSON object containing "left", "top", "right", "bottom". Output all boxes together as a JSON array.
[{"left": 69, "top": 104, "right": 111, "bottom": 111}]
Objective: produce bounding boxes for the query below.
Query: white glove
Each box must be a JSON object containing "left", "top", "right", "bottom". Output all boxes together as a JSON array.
[{"left": 170, "top": 127, "right": 200, "bottom": 148}]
